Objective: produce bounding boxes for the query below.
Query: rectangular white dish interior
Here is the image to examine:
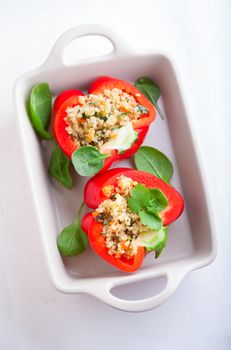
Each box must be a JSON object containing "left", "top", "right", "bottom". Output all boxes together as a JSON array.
[{"left": 14, "top": 25, "right": 216, "bottom": 312}]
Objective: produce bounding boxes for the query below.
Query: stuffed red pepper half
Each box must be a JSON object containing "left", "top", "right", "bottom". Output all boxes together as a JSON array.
[
  {"left": 81, "top": 168, "right": 184, "bottom": 272},
  {"left": 52, "top": 77, "right": 156, "bottom": 173}
]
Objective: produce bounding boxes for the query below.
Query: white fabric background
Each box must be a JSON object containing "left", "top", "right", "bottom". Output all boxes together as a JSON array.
[{"left": 0, "top": 0, "right": 230, "bottom": 349}]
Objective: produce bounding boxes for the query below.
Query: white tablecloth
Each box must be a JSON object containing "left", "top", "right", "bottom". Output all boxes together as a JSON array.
[{"left": 0, "top": 0, "right": 230, "bottom": 348}]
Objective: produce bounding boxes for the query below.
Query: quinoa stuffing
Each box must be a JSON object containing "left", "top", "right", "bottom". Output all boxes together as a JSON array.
[
  {"left": 64, "top": 88, "right": 148, "bottom": 149},
  {"left": 93, "top": 175, "right": 152, "bottom": 259}
]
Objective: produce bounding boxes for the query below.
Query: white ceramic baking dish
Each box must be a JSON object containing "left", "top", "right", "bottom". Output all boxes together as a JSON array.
[{"left": 14, "top": 24, "right": 216, "bottom": 312}]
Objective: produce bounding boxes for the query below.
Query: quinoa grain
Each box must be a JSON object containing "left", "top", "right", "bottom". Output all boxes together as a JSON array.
[
  {"left": 64, "top": 88, "right": 148, "bottom": 149},
  {"left": 94, "top": 175, "right": 150, "bottom": 259}
]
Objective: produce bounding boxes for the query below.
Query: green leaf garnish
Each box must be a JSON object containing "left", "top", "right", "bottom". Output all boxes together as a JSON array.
[
  {"left": 48, "top": 143, "right": 72, "bottom": 189},
  {"left": 128, "top": 183, "right": 168, "bottom": 232},
  {"left": 57, "top": 202, "right": 88, "bottom": 257},
  {"left": 138, "top": 210, "right": 162, "bottom": 231},
  {"left": 71, "top": 146, "right": 109, "bottom": 176},
  {"left": 134, "top": 146, "right": 173, "bottom": 183},
  {"left": 149, "top": 188, "right": 168, "bottom": 211},
  {"left": 127, "top": 184, "right": 151, "bottom": 213},
  {"left": 135, "top": 77, "right": 165, "bottom": 120},
  {"left": 28, "top": 82, "right": 53, "bottom": 140}
]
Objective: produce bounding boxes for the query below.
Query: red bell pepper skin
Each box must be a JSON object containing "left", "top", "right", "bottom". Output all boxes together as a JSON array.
[
  {"left": 89, "top": 219, "right": 144, "bottom": 272},
  {"left": 97, "top": 150, "right": 117, "bottom": 174},
  {"left": 89, "top": 76, "right": 156, "bottom": 129},
  {"left": 53, "top": 90, "right": 83, "bottom": 115},
  {"left": 52, "top": 90, "right": 117, "bottom": 168},
  {"left": 81, "top": 212, "right": 93, "bottom": 235},
  {"left": 96, "top": 127, "right": 149, "bottom": 175},
  {"left": 81, "top": 212, "right": 144, "bottom": 272},
  {"left": 89, "top": 76, "right": 156, "bottom": 168},
  {"left": 52, "top": 77, "right": 156, "bottom": 173},
  {"left": 52, "top": 90, "right": 84, "bottom": 158},
  {"left": 84, "top": 168, "right": 184, "bottom": 226},
  {"left": 116, "top": 126, "right": 149, "bottom": 161},
  {"left": 82, "top": 167, "right": 184, "bottom": 272}
]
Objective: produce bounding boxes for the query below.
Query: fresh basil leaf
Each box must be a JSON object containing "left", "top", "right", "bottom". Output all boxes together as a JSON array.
[
  {"left": 138, "top": 209, "right": 162, "bottom": 231},
  {"left": 71, "top": 146, "right": 109, "bottom": 176},
  {"left": 30, "top": 83, "right": 52, "bottom": 129},
  {"left": 149, "top": 188, "right": 168, "bottom": 211},
  {"left": 57, "top": 223, "right": 86, "bottom": 256},
  {"left": 57, "top": 202, "right": 88, "bottom": 257},
  {"left": 49, "top": 143, "right": 72, "bottom": 189},
  {"left": 136, "top": 77, "right": 160, "bottom": 103},
  {"left": 26, "top": 100, "right": 52, "bottom": 140},
  {"left": 28, "top": 82, "right": 53, "bottom": 140},
  {"left": 134, "top": 146, "right": 173, "bottom": 183},
  {"left": 135, "top": 77, "right": 165, "bottom": 120},
  {"left": 127, "top": 184, "right": 151, "bottom": 214}
]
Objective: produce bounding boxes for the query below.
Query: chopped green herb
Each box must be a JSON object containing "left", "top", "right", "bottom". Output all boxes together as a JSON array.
[
  {"left": 149, "top": 188, "right": 168, "bottom": 211},
  {"left": 128, "top": 183, "right": 168, "bottom": 231},
  {"left": 138, "top": 210, "right": 162, "bottom": 231},
  {"left": 127, "top": 184, "right": 151, "bottom": 214},
  {"left": 137, "top": 104, "right": 148, "bottom": 114}
]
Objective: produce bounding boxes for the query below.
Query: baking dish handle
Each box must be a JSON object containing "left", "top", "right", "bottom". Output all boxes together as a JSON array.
[
  {"left": 45, "top": 24, "right": 134, "bottom": 68},
  {"left": 92, "top": 268, "right": 187, "bottom": 312}
]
